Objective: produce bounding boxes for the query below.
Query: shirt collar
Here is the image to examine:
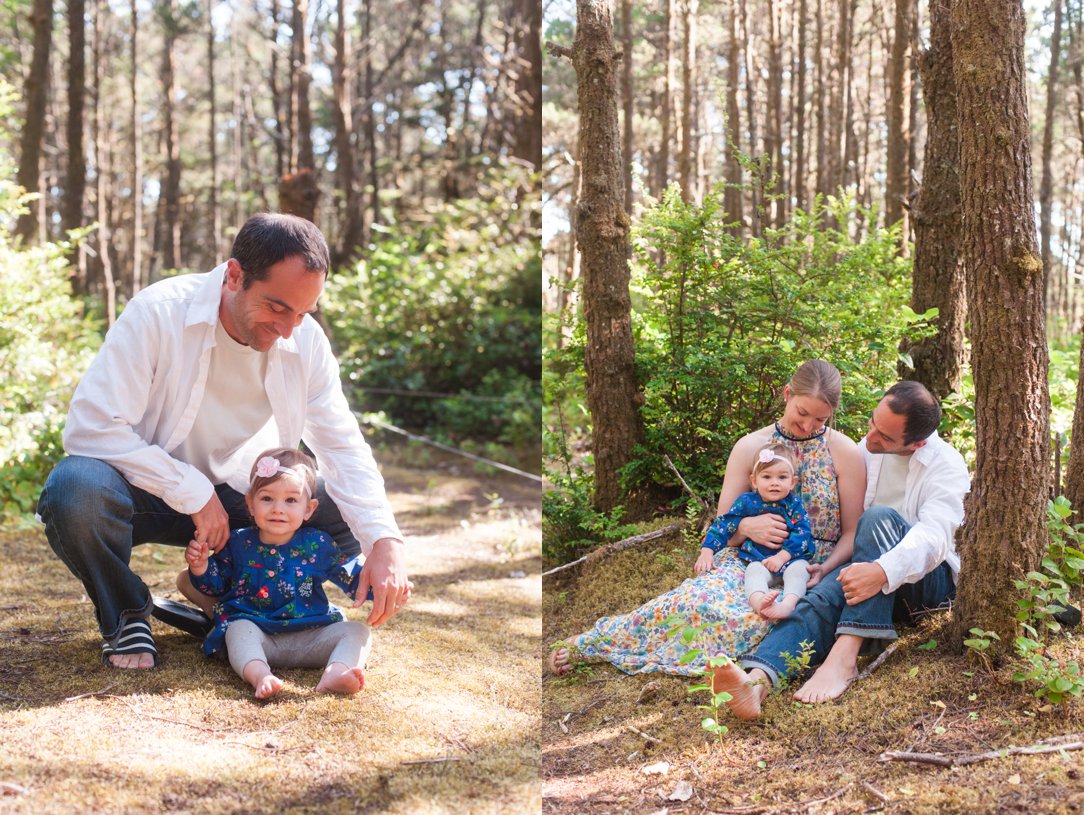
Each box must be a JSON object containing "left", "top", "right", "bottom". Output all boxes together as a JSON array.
[{"left": 185, "top": 264, "right": 229, "bottom": 328}]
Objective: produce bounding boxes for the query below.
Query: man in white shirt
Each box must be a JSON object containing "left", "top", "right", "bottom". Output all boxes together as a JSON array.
[
  {"left": 37, "top": 214, "right": 409, "bottom": 669},
  {"left": 714, "top": 380, "right": 969, "bottom": 718}
]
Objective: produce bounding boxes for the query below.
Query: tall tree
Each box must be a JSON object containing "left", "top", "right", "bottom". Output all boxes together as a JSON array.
[
  {"left": 511, "top": 0, "right": 543, "bottom": 169},
  {"left": 793, "top": 0, "right": 808, "bottom": 212},
  {"left": 92, "top": 0, "right": 116, "bottom": 326},
  {"left": 157, "top": 0, "right": 182, "bottom": 271},
  {"left": 678, "top": 0, "right": 698, "bottom": 200},
  {"left": 885, "top": 0, "right": 912, "bottom": 237},
  {"left": 655, "top": 0, "right": 674, "bottom": 194},
  {"left": 621, "top": 0, "right": 633, "bottom": 215},
  {"left": 207, "top": 0, "right": 221, "bottom": 257},
  {"left": 1039, "top": 0, "right": 1064, "bottom": 320},
  {"left": 723, "top": 0, "right": 743, "bottom": 225},
  {"left": 15, "top": 0, "right": 54, "bottom": 244},
  {"left": 548, "top": 0, "right": 646, "bottom": 515},
  {"left": 949, "top": 0, "right": 1051, "bottom": 652},
  {"left": 129, "top": 0, "right": 144, "bottom": 295},
  {"left": 64, "top": 0, "right": 87, "bottom": 239},
  {"left": 331, "top": 0, "right": 363, "bottom": 262},
  {"left": 905, "top": 0, "right": 964, "bottom": 402}
]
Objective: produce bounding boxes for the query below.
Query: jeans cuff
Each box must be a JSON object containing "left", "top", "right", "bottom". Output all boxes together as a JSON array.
[
  {"left": 738, "top": 656, "right": 782, "bottom": 689},
  {"left": 836, "top": 623, "right": 898, "bottom": 641}
]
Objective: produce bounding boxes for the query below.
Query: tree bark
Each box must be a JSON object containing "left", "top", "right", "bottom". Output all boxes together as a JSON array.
[
  {"left": 678, "top": 0, "right": 698, "bottom": 201},
  {"left": 621, "top": 0, "right": 633, "bottom": 215},
  {"left": 568, "top": 0, "right": 645, "bottom": 515},
  {"left": 93, "top": 0, "right": 115, "bottom": 326},
  {"left": 949, "top": 0, "right": 1051, "bottom": 653},
  {"left": 130, "top": 0, "right": 143, "bottom": 295},
  {"left": 292, "top": 0, "right": 315, "bottom": 172},
  {"left": 905, "top": 0, "right": 965, "bottom": 403},
  {"left": 15, "top": 0, "right": 54, "bottom": 244},
  {"left": 332, "top": 0, "right": 363, "bottom": 263},
  {"left": 160, "top": 0, "right": 182, "bottom": 271},
  {"left": 724, "top": 0, "right": 743, "bottom": 226},
  {"left": 793, "top": 0, "right": 808, "bottom": 212},
  {"left": 656, "top": 0, "right": 673, "bottom": 195},
  {"left": 511, "top": 0, "right": 543, "bottom": 169},
  {"left": 766, "top": 0, "right": 785, "bottom": 226},
  {"left": 207, "top": 0, "right": 221, "bottom": 257},
  {"left": 64, "top": 0, "right": 86, "bottom": 240},
  {"left": 886, "top": 0, "right": 912, "bottom": 237}
]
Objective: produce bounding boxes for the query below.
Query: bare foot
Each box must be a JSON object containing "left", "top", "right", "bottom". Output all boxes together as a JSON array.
[
  {"left": 755, "top": 591, "right": 780, "bottom": 617},
  {"left": 316, "top": 662, "right": 366, "bottom": 695},
  {"left": 793, "top": 661, "right": 857, "bottom": 703},
  {"left": 243, "top": 659, "right": 284, "bottom": 700},
  {"left": 107, "top": 652, "right": 156, "bottom": 670},
  {"left": 548, "top": 646, "right": 574, "bottom": 675},
  {"left": 760, "top": 593, "right": 798, "bottom": 620},
  {"left": 710, "top": 662, "right": 768, "bottom": 721}
]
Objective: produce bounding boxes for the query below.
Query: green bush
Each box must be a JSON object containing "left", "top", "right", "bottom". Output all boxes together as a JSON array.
[
  {"left": 620, "top": 187, "right": 930, "bottom": 503},
  {"left": 0, "top": 81, "right": 101, "bottom": 516},
  {"left": 323, "top": 163, "right": 540, "bottom": 453}
]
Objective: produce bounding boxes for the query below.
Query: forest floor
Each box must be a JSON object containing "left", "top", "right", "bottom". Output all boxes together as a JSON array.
[
  {"left": 543, "top": 526, "right": 1084, "bottom": 814},
  {"left": 0, "top": 443, "right": 541, "bottom": 815}
]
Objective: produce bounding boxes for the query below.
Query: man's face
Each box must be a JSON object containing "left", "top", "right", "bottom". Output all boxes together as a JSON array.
[
  {"left": 864, "top": 399, "right": 922, "bottom": 455},
  {"left": 219, "top": 256, "right": 325, "bottom": 352}
]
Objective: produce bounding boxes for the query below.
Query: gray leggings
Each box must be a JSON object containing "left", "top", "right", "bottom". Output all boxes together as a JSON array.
[
  {"left": 744, "top": 560, "right": 810, "bottom": 603},
  {"left": 224, "top": 619, "right": 372, "bottom": 679}
]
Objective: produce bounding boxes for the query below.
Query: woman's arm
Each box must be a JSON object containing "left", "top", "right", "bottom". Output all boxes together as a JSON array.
[{"left": 809, "top": 433, "right": 867, "bottom": 583}]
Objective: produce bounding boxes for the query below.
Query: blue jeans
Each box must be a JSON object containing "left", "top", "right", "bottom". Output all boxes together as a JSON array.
[
  {"left": 37, "top": 455, "right": 361, "bottom": 643},
  {"left": 739, "top": 505, "right": 956, "bottom": 687}
]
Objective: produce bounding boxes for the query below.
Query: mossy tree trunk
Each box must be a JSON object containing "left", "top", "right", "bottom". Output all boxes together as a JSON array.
[
  {"left": 904, "top": 0, "right": 965, "bottom": 403},
  {"left": 949, "top": 0, "right": 1051, "bottom": 654},
  {"left": 562, "top": 0, "right": 646, "bottom": 515}
]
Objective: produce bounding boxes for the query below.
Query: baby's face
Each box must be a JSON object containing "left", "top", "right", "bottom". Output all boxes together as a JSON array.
[
  {"left": 752, "top": 461, "right": 797, "bottom": 503},
  {"left": 245, "top": 474, "right": 317, "bottom": 545}
]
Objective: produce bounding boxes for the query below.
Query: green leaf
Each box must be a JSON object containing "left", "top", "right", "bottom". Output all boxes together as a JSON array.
[
  {"left": 678, "top": 649, "right": 701, "bottom": 665},
  {"left": 917, "top": 639, "right": 937, "bottom": 651}
]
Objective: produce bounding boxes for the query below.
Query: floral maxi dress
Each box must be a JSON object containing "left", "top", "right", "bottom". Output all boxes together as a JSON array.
[{"left": 565, "top": 424, "right": 842, "bottom": 675}]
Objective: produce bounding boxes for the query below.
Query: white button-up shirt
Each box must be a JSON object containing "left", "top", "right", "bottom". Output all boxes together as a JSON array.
[
  {"left": 62, "top": 265, "right": 402, "bottom": 556},
  {"left": 860, "top": 432, "right": 970, "bottom": 593}
]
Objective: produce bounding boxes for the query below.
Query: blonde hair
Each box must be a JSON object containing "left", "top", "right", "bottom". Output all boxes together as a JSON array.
[
  {"left": 247, "top": 447, "right": 318, "bottom": 499},
  {"left": 751, "top": 443, "right": 798, "bottom": 478},
  {"left": 788, "top": 359, "right": 842, "bottom": 412}
]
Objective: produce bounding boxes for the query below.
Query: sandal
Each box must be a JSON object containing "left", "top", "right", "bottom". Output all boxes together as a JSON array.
[
  {"left": 101, "top": 617, "right": 159, "bottom": 668},
  {"left": 151, "top": 597, "right": 213, "bottom": 638}
]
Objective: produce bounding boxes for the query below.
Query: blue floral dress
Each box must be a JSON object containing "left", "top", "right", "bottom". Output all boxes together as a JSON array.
[
  {"left": 190, "top": 527, "right": 362, "bottom": 657},
  {"left": 565, "top": 424, "right": 842, "bottom": 675}
]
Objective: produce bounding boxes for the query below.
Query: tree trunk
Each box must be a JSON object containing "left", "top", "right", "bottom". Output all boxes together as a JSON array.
[
  {"left": 207, "top": 0, "right": 221, "bottom": 257},
  {"left": 766, "top": 0, "right": 785, "bottom": 226},
  {"left": 93, "top": 0, "right": 116, "bottom": 326},
  {"left": 567, "top": 0, "right": 645, "bottom": 515},
  {"left": 621, "top": 0, "right": 633, "bottom": 215},
  {"left": 64, "top": 0, "right": 86, "bottom": 240},
  {"left": 904, "top": 0, "right": 965, "bottom": 403},
  {"left": 332, "top": 0, "right": 363, "bottom": 263},
  {"left": 1039, "top": 0, "right": 1063, "bottom": 322},
  {"left": 814, "top": 0, "right": 826, "bottom": 196},
  {"left": 15, "top": 0, "right": 54, "bottom": 244},
  {"left": 269, "top": 0, "right": 286, "bottom": 179},
  {"left": 292, "top": 0, "right": 315, "bottom": 172},
  {"left": 160, "top": 0, "right": 182, "bottom": 271},
  {"left": 678, "top": 0, "right": 698, "bottom": 201},
  {"left": 511, "top": 0, "right": 543, "bottom": 169},
  {"left": 130, "top": 0, "right": 143, "bottom": 295},
  {"left": 886, "top": 0, "right": 911, "bottom": 237},
  {"left": 793, "top": 0, "right": 808, "bottom": 212},
  {"left": 741, "top": 0, "right": 761, "bottom": 234},
  {"left": 949, "top": 0, "right": 1051, "bottom": 653},
  {"left": 656, "top": 0, "right": 673, "bottom": 194},
  {"left": 724, "top": 0, "right": 743, "bottom": 226}
]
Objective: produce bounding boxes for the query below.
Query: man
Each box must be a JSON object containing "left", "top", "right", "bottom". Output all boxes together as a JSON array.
[
  {"left": 714, "top": 380, "right": 969, "bottom": 718},
  {"left": 37, "top": 213, "right": 410, "bottom": 669}
]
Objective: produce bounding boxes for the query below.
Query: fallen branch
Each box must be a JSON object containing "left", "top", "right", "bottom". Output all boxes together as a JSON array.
[
  {"left": 401, "top": 756, "right": 465, "bottom": 765},
  {"left": 542, "top": 522, "right": 685, "bottom": 577},
  {"left": 627, "top": 724, "right": 662, "bottom": 744},
  {"left": 65, "top": 683, "right": 117, "bottom": 702},
  {"left": 855, "top": 642, "right": 899, "bottom": 681},
  {"left": 663, "top": 455, "right": 711, "bottom": 515},
  {"left": 879, "top": 733, "right": 1084, "bottom": 766}
]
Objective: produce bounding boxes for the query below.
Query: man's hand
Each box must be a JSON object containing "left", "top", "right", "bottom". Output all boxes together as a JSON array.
[
  {"left": 737, "top": 514, "right": 788, "bottom": 547},
  {"left": 190, "top": 493, "right": 230, "bottom": 553},
  {"left": 837, "top": 561, "right": 888, "bottom": 605},
  {"left": 805, "top": 563, "right": 825, "bottom": 588},
  {"left": 355, "top": 537, "right": 411, "bottom": 626}
]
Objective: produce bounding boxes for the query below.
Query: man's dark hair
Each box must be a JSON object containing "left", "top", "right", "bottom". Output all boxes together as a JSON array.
[
  {"left": 884, "top": 380, "right": 941, "bottom": 445},
  {"left": 230, "top": 213, "right": 330, "bottom": 288}
]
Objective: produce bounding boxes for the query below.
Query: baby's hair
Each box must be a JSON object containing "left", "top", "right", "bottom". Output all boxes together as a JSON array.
[
  {"left": 751, "top": 443, "right": 798, "bottom": 478},
  {"left": 248, "top": 447, "right": 318, "bottom": 499}
]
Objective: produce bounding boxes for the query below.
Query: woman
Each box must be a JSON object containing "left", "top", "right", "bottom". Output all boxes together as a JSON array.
[{"left": 548, "top": 360, "right": 866, "bottom": 676}]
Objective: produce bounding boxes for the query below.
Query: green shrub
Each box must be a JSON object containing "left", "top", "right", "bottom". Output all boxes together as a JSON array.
[{"left": 323, "top": 163, "right": 540, "bottom": 453}]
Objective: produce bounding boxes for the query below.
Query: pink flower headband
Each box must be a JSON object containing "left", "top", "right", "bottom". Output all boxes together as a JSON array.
[
  {"left": 756, "top": 448, "right": 794, "bottom": 472},
  {"left": 254, "top": 455, "right": 300, "bottom": 480}
]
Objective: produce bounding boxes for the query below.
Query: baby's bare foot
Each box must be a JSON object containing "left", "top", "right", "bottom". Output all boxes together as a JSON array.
[
  {"left": 316, "top": 662, "right": 366, "bottom": 695},
  {"left": 760, "top": 594, "right": 799, "bottom": 620},
  {"left": 755, "top": 590, "right": 780, "bottom": 617},
  {"left": 254, "top": 674, "right": 285, "bottom": 700}
]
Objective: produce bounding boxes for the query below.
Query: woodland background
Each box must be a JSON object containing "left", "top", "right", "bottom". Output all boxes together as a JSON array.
[{"left": 0, "top": 0, "right": 544, "bottom": 519}]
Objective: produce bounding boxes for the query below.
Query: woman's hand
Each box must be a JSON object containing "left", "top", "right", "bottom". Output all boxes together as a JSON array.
[
  {"left": 737, "top": 514, "right": 789, "bottom": 548},
  {"left": 694, "top": 547, "right": 715, "bottom": 575}
]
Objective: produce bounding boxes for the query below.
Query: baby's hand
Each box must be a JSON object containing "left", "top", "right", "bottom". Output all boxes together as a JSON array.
[
  {"left": 763, "top": 552, "right": 791, "bottom": 573},
  {"left": 694, "top": 548, "right": 715, "bottom": 575},
  {"left": 185, "top": 539, "right": 210, "bottom": 576}
]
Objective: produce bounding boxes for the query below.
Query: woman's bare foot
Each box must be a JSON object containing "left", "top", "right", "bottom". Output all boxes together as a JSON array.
[
  {"left": 548, "top": 646, "right": 574, "bottom": 675},
  {"left": 243, "top": 659, "right": 284, "bottom": 700},
  {"left": 316, "top": 662, "right": 366, "bottom": 695},
  {"left": 760, "top": 593, "right": 799, "bottom": 620},
  {"left": 793, "top": 635, "right": 862, "bottom": 703},
  {"left": 754, "top": 591, "right": 780, "bottom": 617},
  {"left": 711, "top": 662, "right": 769, "bottom": 720}
]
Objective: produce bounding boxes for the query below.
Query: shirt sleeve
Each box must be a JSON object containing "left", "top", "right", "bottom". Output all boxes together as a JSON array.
[
  {"left": 312, "top": 530, "right": 364, "bottom": 599},
  {"left": 299, "top": 330, "right": 403, "bottom": 556},
  {"left": 877, "top": 453, "right": 970, "bottom": 593},
  {"left": 62, "top": 298, "right": 214, "bottom": 514},
  {"left": 704, "top": 493, "right": 756, "bottom": 553}
]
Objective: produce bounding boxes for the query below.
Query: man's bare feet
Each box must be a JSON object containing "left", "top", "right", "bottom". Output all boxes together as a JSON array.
[
  {"left": 243, "top": 659, "right": 285, "bottom": 700},
  {"left": 711, "top": 662, "right": 769, "bottom": 720},
  {"left": 792, "top": 634, "right": 862, "bottom": 703},
  {"left": 108, "top": 652, "right": 156, "bottom": 669},
  {"left": 316, "top": 662, "right": 366, "bottom": 695},
  {"left": 760, "top": 593, "right": 798, "bottom": 620}
]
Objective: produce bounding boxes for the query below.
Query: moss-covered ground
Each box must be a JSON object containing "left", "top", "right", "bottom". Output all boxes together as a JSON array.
[
  {"left": 0, "top": 444, "right": 541, "bottom": 814},
  {"left": 543, "top": 526, "right": 1084, "bottom": 814}
]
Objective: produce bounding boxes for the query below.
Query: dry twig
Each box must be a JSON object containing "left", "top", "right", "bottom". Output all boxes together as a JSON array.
[
  {"left": 855, "top": 641, "right": 899, "bottom": 681},
  {"left": 626, "top": 724, "right": 661, "bottom": 744},
  {"left": 401, "top": 756, "right": 465, "bottom": 765},
  {"left": 64, "top": 683, "right": 117, "bottom": 702},
  {"left": 542, "top": 523, "right": 685, "bottom": 577},
  {"left": 880, "top": 733, "right": 1084, "bottom": 766}
]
